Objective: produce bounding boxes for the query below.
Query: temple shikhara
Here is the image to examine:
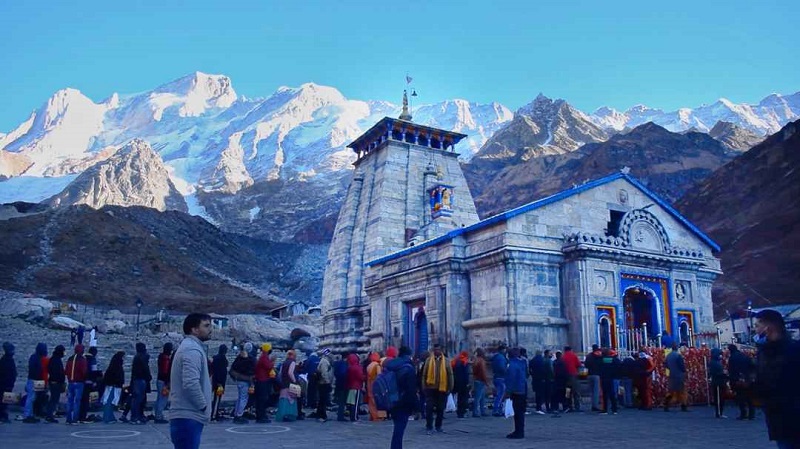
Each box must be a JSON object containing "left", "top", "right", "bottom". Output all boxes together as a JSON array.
[{"left": 320, "top": 93, "right": 722, "bottom": 355}]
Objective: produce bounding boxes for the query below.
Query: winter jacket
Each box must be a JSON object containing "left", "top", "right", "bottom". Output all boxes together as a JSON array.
[
  {"left": 386, "top": 356, "right": 417, "bottom": 413},
  {"left": 65, "top": 353, "right": 88, "bottom": 383},
  {"left": 168, "top": 335, "right": 213, "bottom": 424},
  {"left": 422, "top": 354, "right": 454, "bottom": 392},
  {"left": 317, "top": 356, "right": 333, "bottom": 385},
  {"left": 755, "top": 338, "right": 800, "bottom": 442},
  {"left": 0, "top": 350, "right": 17, "bottom": 392},
  {"left": 27, "top": 343, "right": 47, "bottom": 380},
  {"left": 48, "top": 353, "right": 66, "bottom": 385},
  {"left": 562, "top": 350, "right": 580, "bottom": 376},
  {"left": 453, "top": 358, "right": 470, "bottom": 389},
  {"left": 345, "top": 354, "right": 365, "bottom": 390},
  {"left": 472, "top": 356, "right": 489, "bottom": 383},
  {"left": 103, "top": 360, "right": 125, "bottom": 388},
  {"left": 132, "top": 351, "right": 152, "bottom": 382},
  {"left": 230, "top": 354, "right": 255, "bottom": 383},
  {"left": 255, "top": 353, "right": 275, "bottom": 382},
  {"left": 528, "top": 355, "right": 545, "bottom": 381},
  {"left": 304, "top": 354, "right": 320, "bottom": 377},
  {"left": 506, "top": 357, "right": 528, "bottom": 395},
  {"left": 157, "top": 352, "right": 173, "bottom": 383},
  {"left": 708, "top": 349, "right": 727, "bottom": 386},
  {"left": 542, "top": 357, "right": 554, "bottom": 382},
  {"left": 599, "top": 354, "right": 621, "bottom": 380},
  {"left": 621, "top": 356, "right": 637, "bottom": 379},
  {"left": 333, "top": 358, "right": 348, "bottom": 389},
  {"left": 584, "top": 350, "right": 602, "bottom": 376},
  {"left": 491, "top": 352, "right": 508, "bottom": 378},
  {"left": 665, "top": 350, "right": 686, "bottom": 391},
  {"left": 211, "top": 352, "right": 229, "bottom": 386},
  {"left": 728, "top": 348, "right": 755, "bottom": 385}
]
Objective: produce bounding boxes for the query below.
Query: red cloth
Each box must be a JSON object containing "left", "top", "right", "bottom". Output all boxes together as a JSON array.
[
  {"left": 41, "top": 356, "right": 50, "bottom": 384},
  {"left": 65, "top": 354, "right": 87, "bottom": 382},
  {"left": 562, "top": 350, "right": 581, "bottom": 376},
  {"left": 255, "top": 354, "right": 274, "bottom": 382},
  {"left": 346, "top": 354, "right": 364, "bottom": 390}
]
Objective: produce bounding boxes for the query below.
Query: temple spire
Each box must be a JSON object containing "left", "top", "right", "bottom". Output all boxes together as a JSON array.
[{"left": 399, "top": 89, "right": 412, "bottom": 121}]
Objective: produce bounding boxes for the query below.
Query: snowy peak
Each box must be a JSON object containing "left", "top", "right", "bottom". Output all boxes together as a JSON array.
[
  {"left": 44, "top": 138, "right": 188, "bottom": 212},
  {"left": 146, "top": 72, "right": 237, "bottom": 119}
]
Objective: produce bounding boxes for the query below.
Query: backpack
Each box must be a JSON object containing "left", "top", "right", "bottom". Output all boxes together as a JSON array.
[{"left": 373, "top": 363, "right": 411, "bottom": 411}]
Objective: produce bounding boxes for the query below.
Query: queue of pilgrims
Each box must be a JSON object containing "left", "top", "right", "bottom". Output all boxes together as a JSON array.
[{"left": 0, "top": 335, "right": 765, "bottom": 439}]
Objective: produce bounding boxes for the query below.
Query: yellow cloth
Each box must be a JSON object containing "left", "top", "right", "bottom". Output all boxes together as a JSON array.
[{"left": 425, "top": 355, "right": 448, "bottom": 392}]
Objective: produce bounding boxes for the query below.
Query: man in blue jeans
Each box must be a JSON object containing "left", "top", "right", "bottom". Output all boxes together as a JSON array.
[
  {"left": 169, "top": 313, "right": 213, "bottom": 449},
  {"left": 491, "top": 344, "right": 508, "bottom": 416},
  {"left": 387, "top": 346, "right": 417, "bottom": 449},
  {"left": 64, "top": 344, "right": 88, "bottom": 424},
  {"left": 131, "top": 342, "right": 152, "bottom": 424}
]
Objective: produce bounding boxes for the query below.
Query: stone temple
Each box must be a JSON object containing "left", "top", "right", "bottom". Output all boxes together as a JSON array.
[{"left": 320, "top": 100, "right": 722, "bottom": 355}]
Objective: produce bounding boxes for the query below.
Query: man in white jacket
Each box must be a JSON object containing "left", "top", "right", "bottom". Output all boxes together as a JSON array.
[{"left": 169, "top": 314, "right": 213, "bottom": 449}]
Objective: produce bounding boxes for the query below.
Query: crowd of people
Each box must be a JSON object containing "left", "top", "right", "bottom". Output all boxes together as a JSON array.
[{"left": 1, "top": 309, "right": 799, "bottom": 449}]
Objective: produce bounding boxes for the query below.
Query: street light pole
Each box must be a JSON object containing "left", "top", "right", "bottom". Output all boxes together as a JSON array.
[
  {"left": 135, "top": 298, "right": 144, "bottom": 340},
  {"left": 747, "top": 300, "right": 753, "bottom": 344}
]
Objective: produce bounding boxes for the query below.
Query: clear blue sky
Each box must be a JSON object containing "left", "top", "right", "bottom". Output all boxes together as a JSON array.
[{"left": 1, "top": 0, "right": 798, "bottom": 132}]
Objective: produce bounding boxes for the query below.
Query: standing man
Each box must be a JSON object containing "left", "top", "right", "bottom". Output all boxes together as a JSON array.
[
  {"left": 169, "top": 313, "right": 213, "bottom": 449},
  {"left": 635, "top": 351, "right": 654, "bottom": 410},
  {"left": 452, "top": 350, "right": 470, "bottom": 418},
  {"left": 561, "top": 346, "right": 581, "bottom": 412},
  {"left": 708, "top": 348, "right": 728, "bottom": 418},
  {"left": 76, "top": 326, "right": 85, "bottom": 346},
  {"left": 229, "top": 343, "right": 255, "bottom": 424},
  {"left": 727, "top": 344, "right": 755, "bottom": 420},
  {"left": 0, "top": 342, "right": 17, "bottom": 424},
  {"left": 23, "top": 342, "right": 47, "bottom": 423},
  {"left": 333, "top": 353, "right": 349, "bottom": 422},
  {"left": 664, "top": 344, "right": 688, "bottom": 412},
  {"left": 505, "top": 348, "right": 527, "bottom": 439},
  {"left": 210, "top": 345, "right": 228, "bottom": 421},
  {"left": 65, "top": 345, "right": 88, "bottom": 425},
  {"left": 753, "top": 309, "right": 800, "bottom": 448},
  {"left": 491, "top": 344, "right": 508, "bottom": 416},
  {"left": 542, "top": 349, "right": 554, "bottom": 413},
  {"left": 422, "top": 344, "right": 453, "bottom": 434},
  {"left": 387, "top": 346, "right": 417, "bottom": 449},
  {"left": 528, "top": 350, "right": 546, "bottom": 414},
  {"left": 45, "top": 345, "right": 66, "bottom": 423},
  {"left": 254, "top": 343, "right": 275, "bottom": 423},
  {"left": 315, "top": 348, "right": 333, "bottom": 422},
  {"left": 584, "top": 344, "right": 602, "bottom": 411},
  {"left": 472, "top": 348, "right": 490, "bottom": 417},
  {"left": 131, "top": 342, "right": 152, "bottom": 424},
  {"left": 598, "top": 349, "right": 621, "bottom": 415},
  {"left": 155, "top": 342, "right": 174, "bottom": 424}
]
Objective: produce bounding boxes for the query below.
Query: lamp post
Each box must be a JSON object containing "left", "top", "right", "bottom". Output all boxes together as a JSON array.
[
  {"left": 135, "top": 298, "right": 144, "bottom": 340},
  {"left": 747, "top": 300, "right": 753, "bottom": 344}
]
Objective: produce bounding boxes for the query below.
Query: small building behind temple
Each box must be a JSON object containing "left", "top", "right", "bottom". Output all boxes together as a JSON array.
[{"left": 320, "top": 98, "right": 722, "bottom": 355}]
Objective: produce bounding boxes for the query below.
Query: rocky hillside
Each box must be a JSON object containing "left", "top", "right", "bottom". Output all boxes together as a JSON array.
[
  {"left": 708, "top": 121, "right": 764, "bottom": 152},
  {"left": 44, "top": 139, "right": 188, "bottom": 212},
  {"left": 466, "top": 122, "right": 735, "bottom": 218},
  {"left": 676, "top": 119, "right": 800, "bottom": 314},
  {"left": 0, "top": 204, "right": 325, "bottom": 312}
]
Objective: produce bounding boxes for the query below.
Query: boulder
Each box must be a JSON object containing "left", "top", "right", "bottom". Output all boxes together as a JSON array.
[
  {"left": 50, "top": 315, "right": 86, "bottom": 330},
  {"left": 99, "top": 319, "right": 126, "bottom": 334},
  {"left": 0, "top": 297, "right": 54, "bottom": 322}
]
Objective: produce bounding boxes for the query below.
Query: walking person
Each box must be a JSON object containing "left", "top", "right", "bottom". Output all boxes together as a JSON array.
[
  {"left": 708, "top": 348, "right": 728, "bottom": 418},
  {"left": 168, "top": 313, "right": 213, "bottom": 449},
  {"left": 599, "top": 349, "right": 621, "bottom": 414},
  {"left": 753, "top": 309, "right": 800, "bottom": 448},
  {"left": 23, "top": 342, "right": 48, "bottom": 423},
  {"left": 45, "top": 345, "right": 66, "bottom": 423},
  {"left": 664, "top": 344, "right": 688, "bottom": 412},
  {"left": 345, "top": 353, "right": 365, "bottom": 422},
  {"left": 0, "top": 342, "right": 18, "bottom": 424},
  {"left": 387, "top": 346, "right": 417, "bottom": 449},
  {"left": 528, "top": 350, "right": 546, "bottom": 414},
  {"left": 210, "top": 345, "right": 228, "bottom": 421},
  {"left": 70, "top": 330, "right": 77, "bottom": 348},
  {"left": 472, "top": 348, "right": 490, "bottom": 417},
  {"left": 229, "top": 343, "right": 255, "bottom": 424},
  {"left": 562, "top": 346, "right": 582, "bottom": 412},
  {"left": 315, "top": 348, "right": 333, "bottom": 422},
  {"left": 131, "top": 342, "right": 152, "bottom": 424},
  {"left": 491, "top": 344, "right": 508, "bottom": 416},
  {"left": 505, "top": 348, "right": 527, "bottom": 439},
  {"left": 422, "top": 344, "right": 453, "bottom": 434},
  {"left": 584, "top": 344, "right": 602, "bottom": 411},
  {"left": 80, "top": 346, "right": 102, "bottom": 423},
  {"left": 452, "top": 350, "right": 470, "bottom": 418},
  {"left": 727, "top": 344, "right": 756, "bottom": 420},
  {"left": 254, "top": 343, "right": 274, "bottom": 423},
  {"left": 65, "top": 345, "right": 88, "bottom": 425},
  {"left": 77, "top": 326, "right": 85, "bottom": 346},
  {"left": 102, "top": 351, "right": 125, "bottom": 423},
  {"left": 155, "top": 343, "right": 174, "bottom": 424}
]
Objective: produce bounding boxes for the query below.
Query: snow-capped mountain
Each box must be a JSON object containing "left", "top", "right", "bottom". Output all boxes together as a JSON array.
[{"left": 590, "top": 92, "right": 800, "bottom": 135}]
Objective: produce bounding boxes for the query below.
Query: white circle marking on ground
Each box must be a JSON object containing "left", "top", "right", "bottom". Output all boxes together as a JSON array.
[
  {"left": 224, "top": 425, "right": 291, "bottom": 435},
  {"left": 70, "top": 430, "right": 142, "bottom": 439}
]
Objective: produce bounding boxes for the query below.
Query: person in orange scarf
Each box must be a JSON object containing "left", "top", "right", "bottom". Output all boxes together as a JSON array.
[
  {"left": 452, "top": 350, "right": 470, "bottom": 418},
  {"left": 422, "top": 344, "right": 453, "bottom": 434},
  {"left": 367, "top": 352, "right": 387, "bottom": 420}
]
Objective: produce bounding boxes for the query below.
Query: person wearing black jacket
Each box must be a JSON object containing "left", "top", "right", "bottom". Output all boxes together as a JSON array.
[
  {"left": 727, "top": 344, "right": 756, "bottom": 420},
  {"left": 210, "top": 345, "right": 229, "bottom": 421},
  {"left": 528, "top": 350, "right": 546, "bottom": 414},
  {"left": 708, "top": 348, "right": 728, "bottom": 418},
  {"left": 154, "top": 342, "right": 174, "bottom": 424},
  {"left": 229, "top": 344, "right": 255, "bottom": 424},
  {"left": 131, "top": 342, "right": 152, "bottom": 424},
  {"left": 23, "top": 342, "right": 47, "bottom": 423},
  {"left": 552, "top": 351, "right": 567, "bottom": 412},
  {"left": 0, "top": 342, "right": 17, "bottom": 423},
  {"left": 584, "top": 344, "right": 602, "bottom": 411},
  {"left": 102, "top": 351, "right": 125, "bottom": 423},
  {"left": 79, "top": 346, "right": 103, "bottom": 422},
  {"left": 45, "top": 345, "right": 66, "bottom": 423},
  {"left": 387, "top": 346, "right": 417, "bottom": 449},
  {"left": 598, "top": 348, "right": 621, "bottom": 414}
]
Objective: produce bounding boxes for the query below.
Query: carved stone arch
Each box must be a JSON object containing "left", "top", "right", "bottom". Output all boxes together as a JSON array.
[{"left": 619, "top": 209, "right": 670, "bottom": 253}]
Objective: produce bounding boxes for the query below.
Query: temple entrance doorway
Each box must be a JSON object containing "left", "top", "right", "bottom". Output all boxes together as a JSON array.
[{"left": 623, "top": 285, "right": 659, "bottom": 340}]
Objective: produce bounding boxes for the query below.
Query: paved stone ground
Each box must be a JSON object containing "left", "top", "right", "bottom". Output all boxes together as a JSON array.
[{"left": 0, "top": 407, "right": 775, "bottom": 449}]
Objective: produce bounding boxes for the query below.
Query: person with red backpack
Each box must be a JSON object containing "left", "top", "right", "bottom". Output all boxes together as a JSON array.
[
  {"left": 65, "top": 345, "right": 88, "bottom": 425},
  {"left": 155, "top": 342, "right": 174, "bottom": 424}
]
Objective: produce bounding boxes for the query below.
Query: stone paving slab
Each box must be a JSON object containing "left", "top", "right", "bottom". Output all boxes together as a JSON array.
[{"left": 0, "top": 407, "right": 774, "bottom": 449}]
